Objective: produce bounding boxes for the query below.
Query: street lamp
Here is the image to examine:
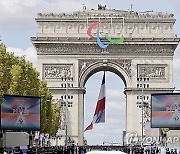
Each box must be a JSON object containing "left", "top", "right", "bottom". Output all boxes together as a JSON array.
[
  {"left": 65, "top": 76, "right": 69, "bottom": 148},
  {"left": 141, "top": 77, "right": 144, "bottom": 148},
  {"left": 137, "top": 76, "right": 149, "bottom": 147},
  {"left": 62, "top": 75, "right": 72, "bottom": 148}
]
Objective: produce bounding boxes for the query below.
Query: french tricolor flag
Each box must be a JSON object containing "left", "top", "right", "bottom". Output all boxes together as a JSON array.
[{"left": 85, "top": 72, "right": 106, "bottom": 131}]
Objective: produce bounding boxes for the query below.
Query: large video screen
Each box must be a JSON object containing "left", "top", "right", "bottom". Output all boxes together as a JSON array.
[
  {"left": 1, "top": 95, "right": 41, "bottom": 130},
  {"left": 151, "top": 93, "right": 180, "bottom": 128}
]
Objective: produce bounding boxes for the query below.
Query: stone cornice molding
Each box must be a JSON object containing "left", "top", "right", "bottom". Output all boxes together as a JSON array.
[
  {"left": 31, "top": 41, "right": 178, "bottom": 56},
  {"left": 124, "top": 87, "right": 175, "bottom": 94},
  {"left": 36, "top": 10, "right": 175, "bottom": 21},
  {"left": 31, "top": 37, "right": 180, "bottom": 43},
  {"left": 125, "top": 87, "right": 175, "bottom": 91},
  {"left": 35, "top": 17, "right": 175, "bottom": 24},
  {"left": 48, "top": 87, "right": 86, "bottom": 93},
  {"left": 48, "top": 87, "right": 85, "bottom": 90}
]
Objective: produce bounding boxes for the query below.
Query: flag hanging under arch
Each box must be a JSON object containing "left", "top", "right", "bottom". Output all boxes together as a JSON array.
[{"left": 85, "top": 72, "right": 106, "bottom": 131}]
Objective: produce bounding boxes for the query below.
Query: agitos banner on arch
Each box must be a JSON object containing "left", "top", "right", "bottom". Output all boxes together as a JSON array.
[
  {"left": 87, "top": 20, "right": 125, "bottom": 49},
  {"left": 1, "top": 95, "right": 41, "bottom": 131}
]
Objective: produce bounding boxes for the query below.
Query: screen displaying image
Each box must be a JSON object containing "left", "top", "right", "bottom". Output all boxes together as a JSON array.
[
  {"left": 151, "top": 93, "right": 180, "bottom": 128},
  {"left": 1, "top": 95, "right": 40, "bottom": 130}
]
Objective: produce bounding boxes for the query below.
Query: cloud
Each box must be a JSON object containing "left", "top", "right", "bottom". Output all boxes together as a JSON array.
[
  {"left": 107, "top": 102, "right": 126, "bottom": 119},
  {"left": 85, "top": 121, "right": 125, "bottom": 145},
  {"left": 0, "top": 0, "right": 38, "bottom": 29},
  {"left": 168, "top": 0, "right": 180, "bottom": 12},
  {"left": 6, "top": 47, "right": 37, "bottom": 68},
  {"left": 173, "top": 45, "right": 180, "bottom": 89},
  {"left": 0, "top": 0, "right": 93, "bottom": 30},
  {"left": 85, "top": 119, "right": 125, "bottom": 145},
  {"left": 107, "top": 101, "right": 123, "bottom": 110},
  {"left": 107, "top": 89, "right": 125, "bottom": 101}
]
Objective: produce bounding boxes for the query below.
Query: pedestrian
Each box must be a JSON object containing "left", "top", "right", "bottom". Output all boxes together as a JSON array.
[
  {"left": 13, "top": 146, "right": 23, "bottom": 154},
  {"left": 3, "top": 147, "right": 8, "bottom": 154},
  {"left": 166, "top": 148, "right": 171, "bottom": 154}
]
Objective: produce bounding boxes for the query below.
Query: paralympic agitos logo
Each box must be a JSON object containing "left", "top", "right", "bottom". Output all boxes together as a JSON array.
[{"left": 87, "top": 21, "right": 125, "bottom": 49}]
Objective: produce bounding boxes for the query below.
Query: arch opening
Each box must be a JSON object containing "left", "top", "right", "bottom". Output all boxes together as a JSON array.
[{"left": 84, "top": 71, "right": 126, "bottom": 145}]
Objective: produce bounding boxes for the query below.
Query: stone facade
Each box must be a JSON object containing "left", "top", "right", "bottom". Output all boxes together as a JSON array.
[{"left": 31, "top": 7, "right": 179, "bottom": 146}]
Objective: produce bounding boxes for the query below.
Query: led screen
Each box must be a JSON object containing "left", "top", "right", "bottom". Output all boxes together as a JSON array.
[
  {"left": 1, "top": 95, "right": 40, "bottom": 130},
  {"left": 151, "top": 93, "right": 180, "bottom": 128}
]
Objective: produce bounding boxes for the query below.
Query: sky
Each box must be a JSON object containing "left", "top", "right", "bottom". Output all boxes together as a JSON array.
[{"left": 1, "top": 0, "right": 180, "bottom": 145}]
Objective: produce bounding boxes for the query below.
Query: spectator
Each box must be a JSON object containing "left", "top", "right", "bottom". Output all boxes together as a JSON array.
[
  {"left": 3, "top": 147, "right": 8, "bottom": 154},
  {"left": 13, "top": 146, "right": 23, "bottom": 154},
  {"left": 166, "top": 148, "right": 170, "bottom": 154}
]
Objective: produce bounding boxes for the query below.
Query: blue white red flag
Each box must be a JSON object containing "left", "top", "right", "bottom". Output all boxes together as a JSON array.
[{"left": 85, "top": 72, "right": 106, "bottom": 131}]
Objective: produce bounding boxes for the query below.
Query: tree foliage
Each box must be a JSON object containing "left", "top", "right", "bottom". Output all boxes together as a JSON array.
[
  {"left": 49, "top": 103, "right": 61, "bottom": 136},
  {"left": 0, "top": 43, "right": 60, "bottom": 135}
]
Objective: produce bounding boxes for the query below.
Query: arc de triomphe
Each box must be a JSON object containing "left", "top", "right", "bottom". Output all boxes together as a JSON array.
[{"left": 31, "top": 8, "right": 179, "bottom": 145}]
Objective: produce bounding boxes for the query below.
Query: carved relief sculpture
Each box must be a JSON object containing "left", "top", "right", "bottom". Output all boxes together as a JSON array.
[
  {"left": 138, "top": 64, "right": 166, "bottom": 79},
  {"left": 43, "top": 64, "right": 73, "bottom": 79}
]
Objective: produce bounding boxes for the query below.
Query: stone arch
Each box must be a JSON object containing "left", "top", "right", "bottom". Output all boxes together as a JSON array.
[
  {"left": 32, "top": 9, "right": 179, "bottom": 146},
  {"left": 79, "top": 61, "right": 131, "bottom": 88}
]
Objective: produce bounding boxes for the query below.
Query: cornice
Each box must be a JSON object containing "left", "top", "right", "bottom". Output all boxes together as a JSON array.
[
  {"left": 31, "top": 37, "right": 180, "bottom": 44},
  {"left": 124, "top": 87, "right": 175, "bottom": 94},
  {"left": 31, "top": 41, "right": 177, "bottom": 56},
  {"left": 36, "top": 10, "right": 175, "bottom": 21},
  {"left": 125, "top": 87, "right": 175, "bottom": 90},
  {"left": 48, "top": 86, "right": 86, "bottom": 91}
]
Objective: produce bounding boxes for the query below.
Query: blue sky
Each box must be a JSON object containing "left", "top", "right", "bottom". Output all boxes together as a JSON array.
[{"left": 1, "top": 0, "right": 180, "bottom": 145}]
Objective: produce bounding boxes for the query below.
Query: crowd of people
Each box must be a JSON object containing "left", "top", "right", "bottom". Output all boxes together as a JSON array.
[
  {"left": 1, "top": 145, "right": 87, "bottom": 154},
  {"left": 0, "top": 145, "right": 180, "bottom": 154},
  {"left": 26, "top": 146, "right": 87, "bottom": 154},
  {"left": 124, "top": 146, "right": 180, "bottom": 154}
]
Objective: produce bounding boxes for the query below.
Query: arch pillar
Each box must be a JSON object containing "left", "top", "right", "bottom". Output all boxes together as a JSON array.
[{"left": 78, "top": 90, "right": 85, "bottom": 145}]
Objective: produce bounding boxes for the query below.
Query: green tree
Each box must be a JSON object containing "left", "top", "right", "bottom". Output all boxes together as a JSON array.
[
  {"left": 49, "top": 103, "right": 61, "bottom": 136},
  {"left": 8, "top": 64, "right": 23, "bottom": 95},
  {"left": 0, "top": 43, "right": 61, "bottom": 135},
  {"left": 0, "top": 44, "right": 16, "bottom": 100},
  {"left": 38, "top": 80, "right": 53, "bottom": 134},
  {"left": 8, "top": 56, "right": 40, "bottom": 96}
]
